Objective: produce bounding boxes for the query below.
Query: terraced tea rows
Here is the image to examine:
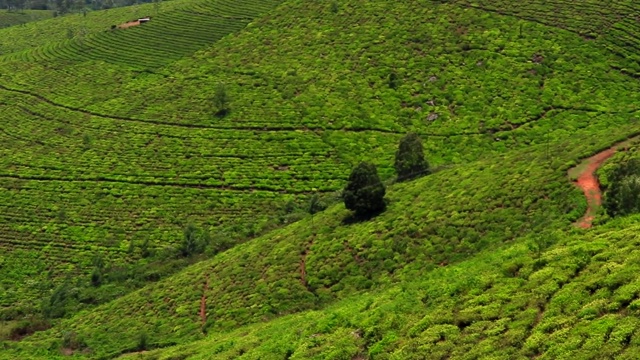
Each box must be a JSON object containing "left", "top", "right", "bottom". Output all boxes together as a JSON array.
[
  {"left": 4, "top": 0, "right": 640, "bottom": 353},
  {"left": 1, "top": 0, "right": 283, "bottom": 68}
]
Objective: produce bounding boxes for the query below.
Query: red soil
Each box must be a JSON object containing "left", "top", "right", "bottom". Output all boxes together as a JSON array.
[
  {"left": 200, "top": 276, "right": 209, "bottom": 325},
  {"left": 573, "top": 148, "right": 617, "bottom": 228},
  {"left": 118, "top": 20, "right": 141, "bottom": 29}
]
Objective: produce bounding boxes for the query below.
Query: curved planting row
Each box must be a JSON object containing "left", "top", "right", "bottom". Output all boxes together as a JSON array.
[{"left": 2, "top": 0, "right": 285, "bottom": 69}]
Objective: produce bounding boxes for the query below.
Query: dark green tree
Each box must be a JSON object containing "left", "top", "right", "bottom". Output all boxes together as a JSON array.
[
  {"left": 388, "top": 71, "right": 398, "bottom": 89},
  {"left": 179, "top": 223, "right": 209, "bottom": 257},
  {"left": 343, "top": 162, "right": 386, "bottom": 217},
  {"left": 308, "top": 194, "right": 327, "bottom": 215},
  {"left": 213, "top": 83, "right": 229, "bottom": 116},
  {"left": 394, "top": 133, "right": 429, "bottom": 181},
  {"left": 604, "top": 158, "right": 640, "bottom": 217}
]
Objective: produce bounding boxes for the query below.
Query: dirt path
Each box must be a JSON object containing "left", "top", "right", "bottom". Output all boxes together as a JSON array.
[
  {"left": 568, "top": 138, "right": 637, "bottom": 228},
  {"left": 200, "top": 275, "right": 209, "bottom": 326},
  {"left": 571, "top": 149, "right": 617, "bottom": 228},
  {"left": 300, "top": 236, "right": 315, "bottom": 291}
]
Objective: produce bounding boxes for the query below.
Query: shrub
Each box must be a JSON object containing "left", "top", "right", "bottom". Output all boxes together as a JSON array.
[
  {"left": 394, "top": 133, "right": 429, "bottom": 181},
  {"left": 213, "top": 83, "right": 230, "bottom": 116},
  {"left": 179, "top": 224, "right": 210, "bottom": 257},
  {"left": 330, "top": 1, "right": 338, "bottom": 13},
  {"left": 343, "top": 162, "right": 386, "bottom": 217},
  {"left": 62, "top": 331, "right": 87, "bottom": 350},
  {"left": 388, "top": 71, "right": 398, "bottom": 89},
  {"left": 90, "top": 268, "right": 102, "bottom": 287},
  {"left": 308, "top": 194, "right": 327, "bottom": 215},
  {"left": 604, "top": 158, "right": 640, "bottom": 217},
  {"left": 42, "top": 278, "right": 77, "bottom": 319},
  {"left": 137, "top": 331, "right": 148, "bottom": 351}
]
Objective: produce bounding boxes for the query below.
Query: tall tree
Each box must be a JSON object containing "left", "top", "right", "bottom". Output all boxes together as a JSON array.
[
  {"left": 394, "top": 133, "right": 429, "bottom": 181},
  {"left": 343, "top": 162, "right": 386, "bottom": 217}
]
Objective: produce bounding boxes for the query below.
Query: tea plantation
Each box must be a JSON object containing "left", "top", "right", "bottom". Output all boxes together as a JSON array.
[
  {"left": 3, "top": 0, "right": 640, "bottom": 358},
  {"left": 0, "top": 10, "right": 52, "bottom": 28}
]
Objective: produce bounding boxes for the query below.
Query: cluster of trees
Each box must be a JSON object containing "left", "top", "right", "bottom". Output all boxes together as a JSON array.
[
  {"left": 604, "top": 158, "right": 640, "bottom": 217},
  {"left": 343, "top": 133, "right": 429, "bottom": 217}
]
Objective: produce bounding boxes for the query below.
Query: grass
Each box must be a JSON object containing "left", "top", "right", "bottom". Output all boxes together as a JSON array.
[{"left": 2, "top": 0, "right": 640, "bottom": 358}]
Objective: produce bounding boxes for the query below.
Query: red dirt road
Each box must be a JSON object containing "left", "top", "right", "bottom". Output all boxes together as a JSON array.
[{"left": 573, "top": 148, "right": 617, "bottom": 228}]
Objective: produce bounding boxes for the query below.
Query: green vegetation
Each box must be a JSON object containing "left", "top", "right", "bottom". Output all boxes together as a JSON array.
[
  {"left": 0, "top": 0, "right": 283, "bottom": 65},
  {"left": 394, "top": 133, "right": 429, "bottom": 181},
  {"left": 213, "top": 82, "right": 230, "bottom": 117},
  {"left": 603, "top": 158, "right": 640, "bottom": 217},
  {"left": 107, "top": 215, "right": 640, "bottom": 359},
  {"left": 3, "top": 0, "right": 640, "bottom": 358},
  {"left": 0, "top": 10, "right": 52, "bottom": 28},
  {"left": 343, "top": 162, "right": 386, "bottom": 217}
]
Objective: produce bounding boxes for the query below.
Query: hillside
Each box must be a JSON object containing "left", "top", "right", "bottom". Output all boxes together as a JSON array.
[
  {"left": 115, "top": 213, "right": 640, "bottom": 359},
  {"left": 0, "top": 10, "right": 52, "bottom": 28},
  {"left": 0, "top": 0, "right": 282, "bottom": 64},
  {"left": 3, "top": 0, "right": 640, "bottom": 358}
]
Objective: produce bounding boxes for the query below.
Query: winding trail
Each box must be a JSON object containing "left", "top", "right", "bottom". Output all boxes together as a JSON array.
[{"left": 569, "top": 138, "right": 637, "bottom": 228}]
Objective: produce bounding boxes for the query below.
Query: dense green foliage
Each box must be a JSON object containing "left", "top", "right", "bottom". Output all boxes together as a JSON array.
[
  {"left": 3, "top": 0, "right": 640, "bottom": 358},
  {"left": 107, "top": 215, "right": 640, "bottom": 359},
  {"left": 0, "top": 9, "right": 52, "bottom": 28},
  {"left": 604, "top": 158, "right": 640, "bottom": 217},
  {"left": 343, "top": 162, "right": 386, "bottom": 217},
  {"left": 394, "top": 133, "right": 429, "bottom": 181}
]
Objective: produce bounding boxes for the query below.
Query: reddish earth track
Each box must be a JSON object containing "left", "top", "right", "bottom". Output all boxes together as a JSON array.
[
  {"left": 573, "top": 149, "right": 617, "bottom": 228},
  {"left": 571, "top": 138, "right": 636, "bottom": 228},
  {"left": 200, "top": 275, "right": 209, "bottom": 326}
]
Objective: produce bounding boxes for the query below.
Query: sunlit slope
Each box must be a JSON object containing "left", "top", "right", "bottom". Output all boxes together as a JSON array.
[
  {"left": 3, "top": 0, "right": 640, "bottom": 357},
  {"left": 7, "top": 126, "right": 640, "bottom": 359},
  {"left": 0, "top": 0, "right": 283, "bottom": 67},
  {"left": 112, "top": 215, "right": 640, "bottom": 360},
  {"left": 3, "top": 0, "right": 640, "bottom": 325}
]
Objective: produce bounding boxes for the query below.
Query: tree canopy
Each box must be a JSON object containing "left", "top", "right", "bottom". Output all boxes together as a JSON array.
[
  {"left": 604, "top": 158, "right": 640, "bottom": 217},
  {"left": 394, "top": 133, "right": 429, "bottom": 181},
  {"left": 343, "top": 162, "right": 386, "bottom": 217}
]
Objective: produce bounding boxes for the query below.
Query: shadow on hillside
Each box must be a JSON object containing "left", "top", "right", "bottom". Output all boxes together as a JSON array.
[
  {"left": 341, "top": 206, "right": 386, "bottom": 225},
  {"left": 215, "top": 109, "right": 230, "bottom": 118}
]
